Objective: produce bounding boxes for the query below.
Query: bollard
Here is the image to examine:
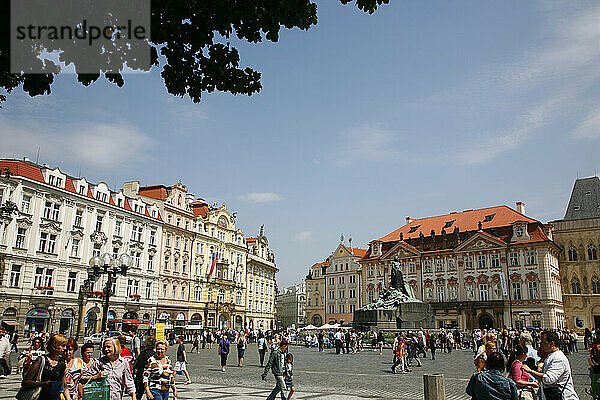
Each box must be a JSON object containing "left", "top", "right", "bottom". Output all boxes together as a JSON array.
[{"left": 423, "top": 374, "right": 445, "bottom": 400}]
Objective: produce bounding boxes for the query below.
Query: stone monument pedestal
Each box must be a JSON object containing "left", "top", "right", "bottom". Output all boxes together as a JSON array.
[{"left": 353, "top": 301, "right": 434, "bottom": 331}]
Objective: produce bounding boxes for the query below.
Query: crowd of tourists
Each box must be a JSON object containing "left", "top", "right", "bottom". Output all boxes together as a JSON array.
[{"left": 1, "top": 324, "right": 598, "bottom": 400}]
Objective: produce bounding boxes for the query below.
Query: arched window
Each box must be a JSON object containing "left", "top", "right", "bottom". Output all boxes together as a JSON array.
[
  {"left": 218, "top": 289, "right": 225, "bottom": 302},
  {"left": 235, "top": 291, "right": 242, "bottom": 304},
  {"left": 592, "top": 277, "right": 600, "bottom": 294},
  {"left": 589, "top": 245, "right": 598, "bottom": 261},
  {"left": 568, "top": 246, "right": 578, "bottom": 262},
  {"left": 571, "top": 278, "right": 581, "bottom": 294}
]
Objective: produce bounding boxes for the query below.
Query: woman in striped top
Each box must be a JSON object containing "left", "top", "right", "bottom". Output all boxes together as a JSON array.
[{"left": 143, "top": 340, "right": 178, "bottom": 400}]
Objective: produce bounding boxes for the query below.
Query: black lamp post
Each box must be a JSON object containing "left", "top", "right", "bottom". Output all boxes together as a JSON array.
[{"left": 89, "top": 253, "right": 132, "bottom": 332}]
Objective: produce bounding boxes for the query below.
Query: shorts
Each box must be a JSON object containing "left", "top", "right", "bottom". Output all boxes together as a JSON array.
[
  {"left": 284, "top": 378, "right": 294, "bottom": 389},
  {"left": 174, "top": 361, "right": 186, "bottom": 373}
]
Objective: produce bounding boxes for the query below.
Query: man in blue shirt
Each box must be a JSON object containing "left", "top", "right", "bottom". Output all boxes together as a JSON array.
[{"left": 466, "top": 351, "right": 518, "bottom": 400}]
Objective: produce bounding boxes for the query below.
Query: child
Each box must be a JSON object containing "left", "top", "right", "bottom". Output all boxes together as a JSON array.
[{"left": 284, "top": 353, "right": 295, "bottom": 399}]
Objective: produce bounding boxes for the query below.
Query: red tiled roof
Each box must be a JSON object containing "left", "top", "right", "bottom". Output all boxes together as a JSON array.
[
  {"left": 65, "top": 178, "right": 76, "bottom": 193},
  {"left": 379, "top": 205, "right": 538, "bottom": 242},
  {"left": 190, "top": 201, "right": 209, "bottom": 218},
  {"left": 246, "top": 238, "right": 257, "bottom": 242},
  {"left": 0, "top": 160, "right": 44, "bottom": 182},
  {"left": 139, "top": 185, "right": 168, "bottom": 200},
  {"left": 0, "top": 159, "right": 161, "bottom": 221}
]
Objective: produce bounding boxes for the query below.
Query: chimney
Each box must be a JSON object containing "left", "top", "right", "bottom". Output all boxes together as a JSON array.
[
  {"left": 406, "top": 216, "right": 413, "bottom": 224},
  {"left": 123, "top": 181, "right": 140, "bottom": 196},
  {"left": 516, "top": 201, "right": 525, "bottom": 215},
  {"left": 23, "top": 157, "right": 29, "bottom": 162}
]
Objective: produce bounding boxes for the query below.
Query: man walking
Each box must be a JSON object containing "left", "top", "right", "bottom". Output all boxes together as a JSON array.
[
  {"left": 262, "top": 338, "right": 289, "bottom": 400},
  {"left": 130, "top": 328, "right": 141, "bottom": 361}
]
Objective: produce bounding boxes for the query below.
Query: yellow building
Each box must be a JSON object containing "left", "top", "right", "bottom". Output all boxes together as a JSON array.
[
  {"left": 551, "top": 177, "right": 600, "bottom": 331},
  {"left": 305, "top": 260, "right": 327, "bottom": 326}
]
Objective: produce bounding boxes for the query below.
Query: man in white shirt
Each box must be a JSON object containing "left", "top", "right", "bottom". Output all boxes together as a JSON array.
[{"left": 523, "top": 330, "right": 579, "bottom": 400}]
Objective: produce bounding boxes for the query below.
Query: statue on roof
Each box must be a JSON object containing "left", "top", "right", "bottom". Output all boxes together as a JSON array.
[{"left": 259, "top": 224, "right": 264, "bottom": 237}]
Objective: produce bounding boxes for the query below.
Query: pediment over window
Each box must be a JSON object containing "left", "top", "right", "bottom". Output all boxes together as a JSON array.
[
  {"left": 380, "top": 241, "right": 421, "bottom": 260},
  {"left": 16, "top": 216, "right": 33, "bottom": 228},
  {"left": 454, "top": 231, "right": 506, "bottom": 252},
  {"left": 40, "top": 221, "right": 62, "bottom": 233},
  {"left": 90, "top": 231, "right": 107, "bottom": 245},
  {"left": 70, "top": 228, "right": 84, "bottom": 240}
]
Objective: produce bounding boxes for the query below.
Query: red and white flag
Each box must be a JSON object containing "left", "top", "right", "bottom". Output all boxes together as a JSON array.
[{"left": 208, "top": 252, "right": 217, "bottom": 276}]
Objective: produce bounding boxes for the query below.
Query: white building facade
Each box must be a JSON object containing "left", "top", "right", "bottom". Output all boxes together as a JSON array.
[
  {"left": 0, "top": 159, "right": 163, "bottom": 338},
  {"left": 275, "top": 281, "right": 306, "bottom": 329}
]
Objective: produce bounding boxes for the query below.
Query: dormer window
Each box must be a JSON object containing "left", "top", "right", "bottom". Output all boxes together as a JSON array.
[
  {"left": 484, "top": 214, "right": 495, "bottom": 222},
  {"left": 444, "top": 220, "right": 455, "bottom": 228},
  {"left": 79, "top": 186, "right": 86, "bottom": 195},
  {"left": 408, "top": 225, "right": 421, "bottom": 233},
  {"left": 117, "top": 198, "right": 123, "bottom": 207},
  {"left": 574, "top": 206, "right": 580, "bottom": 211},
  {"left": 516, "top": 227, "right": 523, "bottom": 236}
]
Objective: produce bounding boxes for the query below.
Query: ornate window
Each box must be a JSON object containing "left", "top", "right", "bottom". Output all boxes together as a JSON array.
[
  {"left": 568, "top": 246, "right": 578, "bottom": 262},
  {"left": 588, "top": 245, "right": 598, "bottom": 261},
  {"left": 509, "top": 252, "right": 519, "bottom": 266},
  {"left": 528, "top": 281, "right": 539, "bottom": 299},
  {"left": 424, "top": 259, "right": 432, "bottom": 273},
  {"left": 465, "top": 255, "right": 474, "bottom": 270},
  {"left": 571, "top": 278, "right": 581, "bottom": 294},
  {"left": 592, "top": 277, "right": 600, "bottom": 294},
  {"left": 512, "top": 282, "right": 522, "bottom": 300}
]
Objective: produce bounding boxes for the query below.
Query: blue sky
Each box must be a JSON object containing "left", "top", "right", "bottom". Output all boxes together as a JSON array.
[{"left": 2, "top": 0, "right": 600, "bottom": 287}]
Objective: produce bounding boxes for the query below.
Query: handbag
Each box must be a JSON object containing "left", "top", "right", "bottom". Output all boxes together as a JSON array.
[
  {"left": 543, "top": 371, "right": 570, "bottom": 400},
  {"left": 16, "top": 356, "right": 45, "bottom": 400}
]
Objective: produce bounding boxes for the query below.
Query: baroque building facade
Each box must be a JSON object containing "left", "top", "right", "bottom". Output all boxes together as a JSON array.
[
  {"left": 305, "top": 260, "right": 327, "bottom": 326},
  {"left": 245, "top": 227, "right": 277, "bottom": 330},
  {"left": 323, "top": 244, "right": 366, "bottom": 324},
  {"left": 359, "top": 203, "right": 564, "bottom": 330},
  {"left": 551, "top": 177, "right": 600, "bottom": 331},
  {"left": 0, "top": 159, "right": 162, "bottom": 338}
]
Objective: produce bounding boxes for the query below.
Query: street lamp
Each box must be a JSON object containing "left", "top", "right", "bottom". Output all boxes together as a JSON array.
[{"left": 89, "top": 253, "right": 133, "bottom": 332}]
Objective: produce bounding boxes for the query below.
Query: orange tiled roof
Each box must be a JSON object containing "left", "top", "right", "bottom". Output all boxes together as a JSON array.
[
  {"left": 189, "top": 201, "right": 209, "bottom": 218},
  {"left": 379, "top": 205, "right": 538, "bottom": 242},
  {"left": 0, "top": 159, "right": 160, "bottom": 221},
  {"left": 138, "top": 185, "right": 168, "bottom": 200}
]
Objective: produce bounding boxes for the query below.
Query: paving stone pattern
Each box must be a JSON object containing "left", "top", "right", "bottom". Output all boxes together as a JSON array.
[{"left": 1, "top": 344, "right": 592, "bottom": 399}]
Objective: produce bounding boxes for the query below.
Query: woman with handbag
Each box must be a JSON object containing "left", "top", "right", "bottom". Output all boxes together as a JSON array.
[
  {"left": 21, "top": 334, "right": 71, "bottom": 400},
  {"left": 236, "top": 332, "right": 247, "bottom": 368},
  {"left": 507, "top": 344, "right": 539, "bottom": 400},
  {"left": 86, "top": 337, "right": 135, "bottom": 400}
]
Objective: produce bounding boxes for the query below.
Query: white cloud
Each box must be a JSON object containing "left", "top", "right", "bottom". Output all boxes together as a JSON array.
[
  {"left": 238, "top": 192, "right": 282, "bottom": 203},
  {"left": 572, "top": 106, "right": 600, "bottom": 141},
  {"left": 334, "top": 124, "right": 409, "bottom": 166},
  {"left": 0, "top": 116, "right": 154, "bottom": 170},
  {"left": 359, "top": 4, "right": 600, "bottom": 166},
  {"left": 292, "top": 231, "right": 312, "bottom": 242}
]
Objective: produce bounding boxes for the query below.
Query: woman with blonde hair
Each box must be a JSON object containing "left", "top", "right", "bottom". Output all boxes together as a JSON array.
[
  {"left": 22, "top": 334, "right": 71, "bottom": 400},
  {"left": 86, "top": 337, "right": 135, "bottom": 400},
  {"left": 143, "top": 340, "right": 177, "bottom": 400}
]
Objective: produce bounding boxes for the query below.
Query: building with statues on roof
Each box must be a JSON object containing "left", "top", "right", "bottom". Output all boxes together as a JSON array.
[{"left": 359, "top": 202, "right": 564, "bottom": 330}]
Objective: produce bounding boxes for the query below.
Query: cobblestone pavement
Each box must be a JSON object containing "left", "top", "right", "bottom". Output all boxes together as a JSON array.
[{"left": 1, "top": 344, "right": 592, "bottom": 399}]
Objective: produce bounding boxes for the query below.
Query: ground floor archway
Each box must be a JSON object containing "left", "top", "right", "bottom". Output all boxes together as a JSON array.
[
  {"left": 85, "top": 308, "right": 99, "bottom": 336},
  {"left": 478, "top": 313, "right": 494, "bottom": 330},
  {"left": 235, "top": 315, "right": 243, "bottom": 330}
]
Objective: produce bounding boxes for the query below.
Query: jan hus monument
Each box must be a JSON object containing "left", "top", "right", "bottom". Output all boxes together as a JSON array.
[{"left": 353, "top": 256, "right": 434, "bottom": 330}]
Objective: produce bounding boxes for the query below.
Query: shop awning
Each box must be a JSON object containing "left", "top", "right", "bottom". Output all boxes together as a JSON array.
[
  {"left": 1, "top": 321, "right": 17, "bottom": 326},
  {"left": 122, "top": 320, "right": 149, "bottom": 325}
]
